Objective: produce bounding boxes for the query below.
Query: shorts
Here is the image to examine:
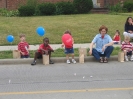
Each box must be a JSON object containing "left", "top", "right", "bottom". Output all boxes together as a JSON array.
[
  {"left": 21, "top": 55, "right": 30, "bottom": 58},
  {"left": 127, "top": 51, "right": 132, "bottom": 56},
  {"left": 65, "top": 47, "right": 74, "bottom": 54},
  {"left": 37, "top": 52, "right": 43, "bottom": 59}
]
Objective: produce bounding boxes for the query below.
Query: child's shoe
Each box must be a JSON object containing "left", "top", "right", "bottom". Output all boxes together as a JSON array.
[
  {"left": 31, "top": 60, "right": 36, "bottom": 65},
  {"left": 72, "top": 59, "right": 76, "bottom": 64},
  {"left": 49, "top": 60, "right": 54, "bottom": 64},
  {"left": 125, "top": 56, "right": 129, "bottom": 61},
  {"left": 130, "top": 55, "right": 133, "bottom": 61},
  {"left": 66, "top": 60, "right": 71, "bottom": 64}
]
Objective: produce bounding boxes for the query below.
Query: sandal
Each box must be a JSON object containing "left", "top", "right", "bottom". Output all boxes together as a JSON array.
[
  {"left": 103, "top": 57, "right": 108, "bottom": 63},
  {"left": 99, "top": 57, "right": 104, "bottom": 63}
]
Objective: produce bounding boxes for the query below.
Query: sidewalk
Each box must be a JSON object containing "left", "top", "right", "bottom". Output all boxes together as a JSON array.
[{"left": 0, "top": 43, "right": 120, "bottom": 51}]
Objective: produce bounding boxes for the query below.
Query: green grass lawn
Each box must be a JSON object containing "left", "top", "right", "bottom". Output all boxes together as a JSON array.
[
  {"left": 0, "top": 47, "right": 120, "bottom": 59},
  {"left": 0, "top": 13, "right": 133, "bottom": 46}
]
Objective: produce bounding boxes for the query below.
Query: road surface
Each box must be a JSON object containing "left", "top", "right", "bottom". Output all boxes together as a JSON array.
[{"left": 0, "top": 61, "right": 133, "bottom": 99}]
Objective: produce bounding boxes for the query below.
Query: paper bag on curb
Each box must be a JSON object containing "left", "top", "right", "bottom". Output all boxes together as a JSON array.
[
  {"left": 78, "top": 48, "right": 87, "bottom": 56},
  {"left": 79, "top": 54, "right": 84, "bottom": 63},
  {"left": 79, "top": 48, "right": 86, "bottom": 63},
  {"left": 118, "top": 52, "right": 124, "bottom": 62},
  {"left": 43, "top": 55, "right": 49, "bottom": 65},
  {"left": 13, "top": 50, "right": 20, "bottom": 59}
]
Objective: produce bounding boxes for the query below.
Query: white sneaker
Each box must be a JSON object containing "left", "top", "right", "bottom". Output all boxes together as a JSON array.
[
  {"left": 130, "top": 55, "right": 133, "bottom": 61},
  {"left": 125, "top": 56, "right": 129, "bottom": 61},
  {"left": 72, "top": 59, "right": 76, "bottom": 64},
  {"left": 66, "top": 60, "right": 71, "bottom": 64}
]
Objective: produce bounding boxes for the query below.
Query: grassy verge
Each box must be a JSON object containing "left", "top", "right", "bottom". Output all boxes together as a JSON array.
[
  {"left": 0, "top": 13, "right": 133, "bottom": 45},
  {"left": 0, "top": 47, "right": 120, "bottom": 59}
]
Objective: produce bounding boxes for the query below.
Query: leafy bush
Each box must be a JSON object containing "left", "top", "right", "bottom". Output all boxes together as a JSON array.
[
  {"left": 0, "top": 8, "right": 19, "bottom": 17},
  {"left": 37, "top": 3, "right": 56, "bottom": 15},
  {"left": 18, "top": 5, "right": 35, "bottom": 16},
  {"left": 55, "top": 1, "right": 75, "bottom": 15},
  {"left": 73, "top": 0, "right": 93, "bottom": 14},
  {"left": 123, "top": 0, "right": 133, "bottom": 12},
  {"left": 108, "top": 3, "right": 124, "bottom": 13}
]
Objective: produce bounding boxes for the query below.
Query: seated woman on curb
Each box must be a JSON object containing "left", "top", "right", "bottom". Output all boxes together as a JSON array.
[
  {"left": 89, "top": 25, "right": 114, "bottom": 63},
  {"left": 123, "top": 17, "right": 133, "bottom": 39}
]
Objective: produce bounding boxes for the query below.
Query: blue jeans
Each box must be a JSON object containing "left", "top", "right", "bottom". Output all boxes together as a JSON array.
[{"left": 92, "top": 46, "right": 114, "bottom": 60}]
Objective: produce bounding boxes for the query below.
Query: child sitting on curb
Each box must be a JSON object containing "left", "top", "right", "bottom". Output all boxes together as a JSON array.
[
  {"left": 121, "top": 36, "right": 133, "bottom": 61},
  {"left": 61, "top": 30, "right": 76, "bottom": 64},
  {"left": 113, "top": 30, "right": 121, "bottom": 44},
  {"left": 18, "top": 34, "right": 30, "bottom": 58},
  {"left": 31, "top": 37, "right": 54, "bottom": 65}
]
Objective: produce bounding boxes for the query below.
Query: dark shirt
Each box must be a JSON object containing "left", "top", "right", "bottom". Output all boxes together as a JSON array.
[{"left": 125, "top": 24, "right": 133, "bottom": 32}]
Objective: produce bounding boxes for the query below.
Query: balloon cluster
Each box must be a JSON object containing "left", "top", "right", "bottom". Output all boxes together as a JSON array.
[{"left": 6, "top": 27, "right": 46, "bottom": 43}]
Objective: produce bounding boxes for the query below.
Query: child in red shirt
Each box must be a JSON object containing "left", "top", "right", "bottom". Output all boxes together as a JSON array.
[
  {"left": 121, "top": 36, "right": 133, "bottom": 61},
  {"left": 18, "top": 34, "right": 29, "bottom": 58},
  {"left": 31, "top": 37, "right": 54, "bottom": 65},
  {"left": 61, "top": 30, "right": 76, "bottom": 64},
  {"left": 113, "top": 30, "right": 121, "bottom": 44}
]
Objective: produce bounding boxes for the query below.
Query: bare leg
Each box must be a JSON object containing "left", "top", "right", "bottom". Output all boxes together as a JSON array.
[
  {"left": 48, "top": 51, "right": 54, "bottom": 64},
  {"left": 48, "top": 51, "right": 51, "bottom": 60},
  {"left": 123, "top": 50, "right": 127, "bottom": 56},
  {"left": 71, "top": 53, "right": 74, "bottom": 59},
  {"left": 123, "top": 50, "right": 128, "bottom": 61},
  {"left": 33, "top": 52, "right": 42, "bottom": 61},
  {"left": 31, "top": 52, "right": 41, "bottom": 65},
  {"left": 66, "top": 54, "right": 69, "bottom": 60}
]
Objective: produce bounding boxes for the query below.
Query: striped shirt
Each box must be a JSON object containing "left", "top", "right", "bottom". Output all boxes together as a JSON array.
[
  {"left": 18, "top": 42, "right": 29, "bottom": 55},
  {"left": 121, "top": 41, "right": 133, "bottom": 51}
]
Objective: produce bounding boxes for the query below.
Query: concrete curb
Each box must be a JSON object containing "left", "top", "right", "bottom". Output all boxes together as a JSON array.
[{"left": 0, "top": 56, "right": 119, "bottom": 65}]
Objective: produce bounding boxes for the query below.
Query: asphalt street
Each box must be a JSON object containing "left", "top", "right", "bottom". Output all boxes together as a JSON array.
[{"left": 0, "top": 61, "right": 133, "bottom": 99}]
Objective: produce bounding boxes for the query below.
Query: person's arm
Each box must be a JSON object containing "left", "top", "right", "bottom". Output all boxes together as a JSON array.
[
  {"left": 121, "top": 43, "right": 124, "bottom": 50},
  {"left": 48, "top": 46, "right": 54, "bottom": 52},
  {"left": 40, "top": 47, "right": 54, "bottom": 53},
  {"left": 104, "top": 41, "right": 114, "bottom": 47},
  {"left": 61, "top": 42, "right": 64, "bottom": 48},
  {"left": 27, "top": 43, "right": 30, "bottom": 50},
  {"left": 39, "top": 45, "right": 47, "bottom": 54},
  {"left": 105, "top": 35, "right": 114, "bottom": 46},
  {"left": 130, "top": 23, "right": 133, "bottom": 33},
  {"left": 113, "top": 35, "right": 116, "bottom": 40},
  {"left": 18, "top": 43, "right": 24, "bottom": 55},
  {"left": 25, "top": 43, "right": 29, "bottom": 54},
  {"left": 102, "top": 35, "right": 114, "bottom": 52},
  {"left": 119, "top": 36, "right": 121, "bottom": 42},
  {"left": 102, "top": 41, "right": 114, "bottom": 52},
  {"left": 89, "top": 35, "right": 98, "bottom": 55},
  {"left": 72, "top": 38, "right": 74, "bottom": 44},
  {"left": 125, "top": 24, "right": 128, "bottom": 32},
  {"left": 89, "top": 42, "right": 94, "bottom": 55}
]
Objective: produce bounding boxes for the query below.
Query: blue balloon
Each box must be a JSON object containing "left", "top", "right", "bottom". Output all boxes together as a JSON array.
[
  {"left": 6, "top": 35, "right": 14, "bottom": 43},
  {"left": 36, "top": 27, "right": 45, "bottom": 36}
]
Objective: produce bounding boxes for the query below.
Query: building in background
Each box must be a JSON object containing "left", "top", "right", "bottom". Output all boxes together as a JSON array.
[{"left": 0, "top": 0, "right": 124, "bottom": 10}]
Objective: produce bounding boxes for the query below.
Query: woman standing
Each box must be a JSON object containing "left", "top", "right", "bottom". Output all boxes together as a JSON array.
[
  {"left": 123, "top": 17, "right": 133, "bottom": 38},
  {"left": 89, "top": 25, "right": 114, "bottom": 63}
]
